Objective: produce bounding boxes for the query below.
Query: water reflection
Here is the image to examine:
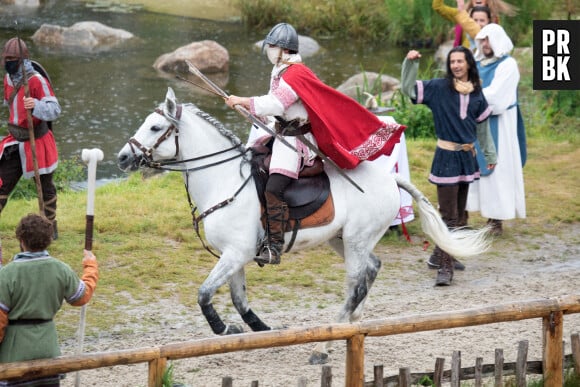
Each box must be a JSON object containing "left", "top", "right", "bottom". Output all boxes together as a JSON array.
[{"left": 0, "top": 1, "right": 414, "bottom": 179}]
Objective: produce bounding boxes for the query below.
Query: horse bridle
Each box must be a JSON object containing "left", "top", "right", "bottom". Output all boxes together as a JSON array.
[
  {"left": 127, "top": 104, "right": 253, "bottom": 259},
  {"left": 127, "top": 106, "right": 182, "bottom": 168}
]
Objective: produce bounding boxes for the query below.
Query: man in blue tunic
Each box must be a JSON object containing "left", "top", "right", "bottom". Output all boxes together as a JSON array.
[{"left": 401, "top": 46, "right": 497, "bottom": 286}]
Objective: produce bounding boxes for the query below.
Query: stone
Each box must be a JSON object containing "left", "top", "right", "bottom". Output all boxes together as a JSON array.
[
  {"left": 32, "top": 21, "right": 134, "bottom": 49},
  {"left": 153, "top": 40, "right": 229, "bottom": 74},
  {"left": 336, "top": 71, "right": 400, "bottom": 105}
]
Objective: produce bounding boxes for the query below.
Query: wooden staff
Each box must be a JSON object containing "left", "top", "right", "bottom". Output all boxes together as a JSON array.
[
  {"left": 16, "top": 37, "right": 44, "bottom": 214},
  {"left": 75, "top": 148, "right": 104, "bottom": 387}
]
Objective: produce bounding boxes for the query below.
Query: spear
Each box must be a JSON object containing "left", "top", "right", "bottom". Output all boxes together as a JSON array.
[{"left": 14, "top": 26, "right": 44, "bottom": 214}]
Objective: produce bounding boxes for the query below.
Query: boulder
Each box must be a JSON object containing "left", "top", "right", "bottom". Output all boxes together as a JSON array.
[
  {"left": 153, "top": 40, "right": 229, "bottom": 74},
  {"left": 336, "top": 72, "right": 400, "bottom": 105},
  {"left": 32, "top": 21, "right": 134, "bottom": 49}
]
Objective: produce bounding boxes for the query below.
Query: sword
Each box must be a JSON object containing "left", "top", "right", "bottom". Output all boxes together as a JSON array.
[
  {"left": 185, "top": 60, "right": 296, "bottom": 152},
  {"left": 185, "top": 60, "right": 364, "bottom": 193}
]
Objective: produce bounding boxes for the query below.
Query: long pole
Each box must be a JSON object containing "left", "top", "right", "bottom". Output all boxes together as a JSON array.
[
  {"left": 75, "top": 148, "right": 104, "bottom": 387},
  {"left": 14, "top": 28, "right": 44, "bottom": 214}
]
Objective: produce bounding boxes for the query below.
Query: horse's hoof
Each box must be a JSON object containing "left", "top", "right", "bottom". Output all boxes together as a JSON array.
[
  {"left": 308, "top": 351, "right": 329, "bottom": 365},
  {"left": 225, "top": 324, "right": 244, "bottom": 334}
]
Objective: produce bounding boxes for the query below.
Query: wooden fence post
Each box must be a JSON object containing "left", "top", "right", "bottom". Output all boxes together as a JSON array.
[
  {"left": 542, "top": 311, "right": 563, "bottom": 386},
  {"left": 346, "top": 334, "right": 365, "bottom": 387},
  {"left": 516, "top": 340, "right": 528, "bottom": 387},
  {"left": 373, "top": 364, "right": 384, "bottom": 387},
  {"left": 474, "top": 357, "right": 483, "bottom": 387},
  {"left": 433, "top": 357, "right": 445, "bottom": 387},
  {"left": 494, "top": 348, "right": 504, "bottom": 387},
  {"left": 321, "top": 365, "right": 332, "bottom": 387},
  {"left": 398, "top": 367, "right": 411, "bottom": 387},
  {"left": 147, "top": 357, "right": 166, "bottom": 387},
  {"left": 221, "top": 376, "right": 233, "bottom": 387},
  {"left": 451, "top": 351, "right": 461, "bottom": 387},
  {"left": 572, "top": 333, "right": 580, "bottom": 378}
]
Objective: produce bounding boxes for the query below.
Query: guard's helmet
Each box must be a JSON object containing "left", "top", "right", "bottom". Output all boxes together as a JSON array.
[
  {"left": 1, "top": 38, "right": 29, "bottom": 62},
  {"left": 262, "top": 23, "right": 299, "bottom": 53}
]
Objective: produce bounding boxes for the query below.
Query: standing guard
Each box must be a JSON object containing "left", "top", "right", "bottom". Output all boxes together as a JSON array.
[{"left": 0, "top": 38, "right": 61, "bottom": 239}]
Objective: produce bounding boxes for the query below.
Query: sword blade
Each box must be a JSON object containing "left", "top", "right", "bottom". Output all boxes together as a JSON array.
[{"left": 185, "top": 60, "right": 297, "bottom": 153}]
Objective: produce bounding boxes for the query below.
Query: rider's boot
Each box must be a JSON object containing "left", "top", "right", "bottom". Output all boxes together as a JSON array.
[{"left": 256, "top": 192, "right": 289, "bottom": 265}]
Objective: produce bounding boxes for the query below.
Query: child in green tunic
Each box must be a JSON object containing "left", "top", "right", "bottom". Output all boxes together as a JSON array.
[{"left": 0, "top": 214, "right": 99, "bottom": 386}]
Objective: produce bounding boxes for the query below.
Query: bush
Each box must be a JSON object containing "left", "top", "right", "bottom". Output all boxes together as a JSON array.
[
  {"left": 9, "top": 156, "right": 85, "bottom": 200},
  {"left": 236, "top": 0, "right": 565, "bottom": 45}
]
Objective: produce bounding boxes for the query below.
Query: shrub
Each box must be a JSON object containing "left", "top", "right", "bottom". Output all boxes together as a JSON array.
[{"left": 9, "top": 156, "right": 85, "bottom": 200}]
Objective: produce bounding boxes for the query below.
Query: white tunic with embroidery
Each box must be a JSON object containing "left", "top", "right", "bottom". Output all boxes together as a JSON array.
[{"left": 248, "top": 54, "right": 318, "bottom": 179}]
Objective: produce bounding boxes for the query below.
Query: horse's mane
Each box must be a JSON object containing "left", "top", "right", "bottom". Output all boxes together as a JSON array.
[
  {"left": 180, "top": 104, "right": 252, "bottom": 173},
  {"left": 182, "top": 103, "right": 245, "bottom": 151}
]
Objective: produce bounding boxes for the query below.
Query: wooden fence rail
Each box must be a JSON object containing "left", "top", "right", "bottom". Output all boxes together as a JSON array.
[{"left": 0, "top": 295, "right": 579, "bottom": 386}]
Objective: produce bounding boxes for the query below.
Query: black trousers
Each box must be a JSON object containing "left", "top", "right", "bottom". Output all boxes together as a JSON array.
[{"left": 0, "top": 145, "right": 57, "bottom": 220}]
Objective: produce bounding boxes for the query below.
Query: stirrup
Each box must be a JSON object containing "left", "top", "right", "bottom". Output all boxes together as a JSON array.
[{"left": 254, "top": 244, "right": 281, "bottom": 265}]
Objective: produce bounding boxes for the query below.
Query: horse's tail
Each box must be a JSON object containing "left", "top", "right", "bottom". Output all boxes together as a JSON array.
[{"left": 394, "top": 174, "right": 491, "bottom": 258}]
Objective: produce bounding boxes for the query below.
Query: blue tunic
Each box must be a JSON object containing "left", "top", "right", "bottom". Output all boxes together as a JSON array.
[{"left": 414, "top": 78, "right": 491, "bottom": 185}]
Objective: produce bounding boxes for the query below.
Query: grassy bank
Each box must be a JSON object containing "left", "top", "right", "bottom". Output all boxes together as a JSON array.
[{"left": 235, "top": 0, "right": 562, "bottom": 44}]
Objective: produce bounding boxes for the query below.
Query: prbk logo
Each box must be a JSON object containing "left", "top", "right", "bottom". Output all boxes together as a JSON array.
[{"left": 533, "top": 20, "right": 579, "bottom": 90}]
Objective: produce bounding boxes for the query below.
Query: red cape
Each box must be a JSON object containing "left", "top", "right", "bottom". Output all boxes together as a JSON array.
[{"left": 282, "top": 64, "right": 405, "bottom": 169}]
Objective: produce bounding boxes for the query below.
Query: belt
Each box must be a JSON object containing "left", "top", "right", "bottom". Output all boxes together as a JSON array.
[
  {"left": 7, "top": 121, "right": 50, "bottom": 141},
  {"left": 437, "top": 139, "right": 476, "bottom": 156},
  {"left": 9, "top": 318, "right": 53, "bottom": 325},
  {"left": 275, "top": 120, "right": 312, "bottom": 136}
]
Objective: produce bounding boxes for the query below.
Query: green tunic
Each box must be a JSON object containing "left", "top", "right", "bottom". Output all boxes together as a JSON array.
[{"left": 0, "top": 251, "right": 83, "bottom": 363}]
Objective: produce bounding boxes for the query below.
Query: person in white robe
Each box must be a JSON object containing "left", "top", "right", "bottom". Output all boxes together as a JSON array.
[{"left": 466, "top": 23, "right": 526, "bottom": 235}]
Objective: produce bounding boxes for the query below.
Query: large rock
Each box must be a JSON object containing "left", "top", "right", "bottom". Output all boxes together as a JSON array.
[
  {"left": 153, "top": 40, "right": 229, "bottom": 74},
  {"left": 254, "top": 35, "right": 320, "bottom": 58},
  {"left": 336, "top": 72, "right": 400, "bottom": 106},
  {"left": 32, "top": 21, "right": 134, "bottom": 49}
]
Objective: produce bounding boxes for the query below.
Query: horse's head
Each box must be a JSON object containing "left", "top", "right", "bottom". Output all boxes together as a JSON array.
[{"left": 117, "top": 87, "right": 182, "bottom": 172}]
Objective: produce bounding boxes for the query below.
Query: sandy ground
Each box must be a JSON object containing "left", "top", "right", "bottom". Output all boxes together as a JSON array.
[{"left": 57, "top": 222, "right": 580, "bottom": 387}]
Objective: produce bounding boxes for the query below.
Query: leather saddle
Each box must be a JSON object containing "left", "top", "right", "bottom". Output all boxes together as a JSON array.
[{"left": 250, "top": 143, "right": 335, "bottom": 250}]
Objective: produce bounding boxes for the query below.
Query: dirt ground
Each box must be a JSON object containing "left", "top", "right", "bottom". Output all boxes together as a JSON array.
[{"left": 58, "top": 221, "right": 580, "bottom": 387}]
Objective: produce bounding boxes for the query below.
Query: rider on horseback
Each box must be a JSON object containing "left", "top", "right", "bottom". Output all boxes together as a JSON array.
[{"left": 227, "top": 23, "right": 319, "bottom": 265}]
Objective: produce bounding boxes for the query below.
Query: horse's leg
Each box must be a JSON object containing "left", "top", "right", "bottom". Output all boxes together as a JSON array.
[
  {"left": 310, "top": 240, "right": 382, "bottom": 365},
  {"left": 229, "top": 268, "right": 272, "bottom": 332},
  {"left": 351, "top": 252, "right": 382, "bottom": 321},
  {"left": 198, "top": 252, "right": 251, "bottom": 335}
]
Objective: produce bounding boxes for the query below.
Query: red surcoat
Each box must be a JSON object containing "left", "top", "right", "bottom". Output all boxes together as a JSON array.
[{"left": 1, "top": 73, "right": 58, "bottom": 179}]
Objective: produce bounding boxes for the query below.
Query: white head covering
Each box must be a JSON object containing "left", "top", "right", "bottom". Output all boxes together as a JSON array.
[{"left": 474, "top": 23, "right": 514, "bottom": 61}]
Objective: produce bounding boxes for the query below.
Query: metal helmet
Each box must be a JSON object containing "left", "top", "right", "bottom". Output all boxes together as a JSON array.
[
  {"left": 2, "top": 38, "right": 29, "bottom": 62},
  {"left": 262, "top": 23, "right": 299, "bottom": 53}
]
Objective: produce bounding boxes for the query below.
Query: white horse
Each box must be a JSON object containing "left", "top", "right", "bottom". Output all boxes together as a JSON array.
[{"left": 117, "top": 87, "right": 489, "bottom": 364}]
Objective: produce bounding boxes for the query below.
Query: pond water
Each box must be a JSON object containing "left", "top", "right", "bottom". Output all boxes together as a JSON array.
[{"left": 0, "top": 0, "right": 414, "bottom": 179}]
